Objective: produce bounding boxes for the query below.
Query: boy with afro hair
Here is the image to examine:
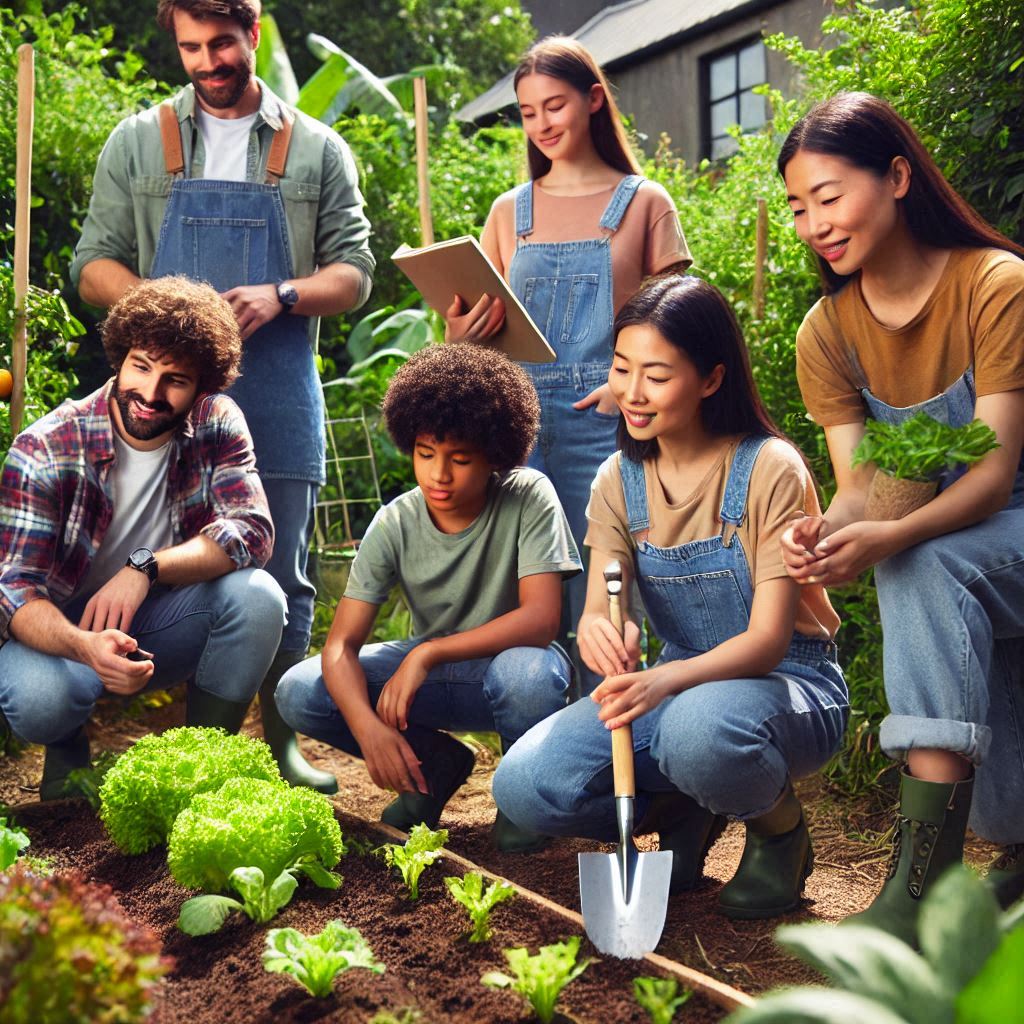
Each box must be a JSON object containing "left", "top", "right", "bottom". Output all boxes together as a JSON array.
[{"left": 277, "top": 343, "right": 580, "bottom": 850}]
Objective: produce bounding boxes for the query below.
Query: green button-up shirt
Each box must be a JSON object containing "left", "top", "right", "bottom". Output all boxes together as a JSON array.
[{"left": 71, "top": 80, "right": 375, "bottom": 333}]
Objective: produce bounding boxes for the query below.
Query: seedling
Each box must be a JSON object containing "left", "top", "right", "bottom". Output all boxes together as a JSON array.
[
  {"left": 481, "top": 936, "right": 593, "bottom": 1024},
  {"left": 0, "top": 816, "right": 30, "bottom": 871},
  {"left": 634, "top": 976, "right": 692, "bottom": 1023},
  {"left": 851, "top": 413, "right": 998, "bottom": 482},
  {"left": 262, "top": 919, "right": 384, "bottom": 997},
  {"left": 445, "top": 870, "right": 515, "bottom": 942},
  {"left": 379, "top": 823, "right": 448, "bottom": 900}
]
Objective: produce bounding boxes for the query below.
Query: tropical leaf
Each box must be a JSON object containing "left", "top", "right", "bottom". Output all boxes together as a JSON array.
[{"left": 254, "top": 13, "right": 299, "bottom": 105}]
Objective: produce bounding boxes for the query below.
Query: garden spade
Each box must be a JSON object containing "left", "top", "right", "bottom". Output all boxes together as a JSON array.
[{"left": 578, "top": 561, "right": 673, "bottom": 958}]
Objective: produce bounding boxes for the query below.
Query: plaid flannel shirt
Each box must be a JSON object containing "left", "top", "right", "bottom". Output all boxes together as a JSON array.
[{"left": 0, "top": 381, "right": 274, "bottom": 641}]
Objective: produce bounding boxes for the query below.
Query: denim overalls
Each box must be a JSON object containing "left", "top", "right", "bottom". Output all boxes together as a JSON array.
[
  {"left": 509, "top": 176, "right": 642, "bottom": 640},
  {"left": 149, "top": 104, "right": 322, "bottom": 651},
  {"left": 493, "top": 436, "right": 849, "bottom": 839},
  {"left": 863, "top": 367, "right": 1024, "bottom": 845}
]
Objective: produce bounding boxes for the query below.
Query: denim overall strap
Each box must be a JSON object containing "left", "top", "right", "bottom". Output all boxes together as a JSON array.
[
  {"left": 598, "top": 174, "right": 644, "bottom": 232},
  {"left": 514, "top": 182, "right": 534, "bottom": 239},
  {"left": 719, "top": 434, "right": 773, "bottom": 527},
  {"left": 619, "top": 453, "right": 650, "bottom": 534}
]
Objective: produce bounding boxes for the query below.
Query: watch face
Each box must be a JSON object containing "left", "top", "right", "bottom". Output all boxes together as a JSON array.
[
  {"left": 130, "top": 547, "right": 155, "bottom": 568},
  {"left": 277, "top": 283, "right": 299, "bottom": 307}
]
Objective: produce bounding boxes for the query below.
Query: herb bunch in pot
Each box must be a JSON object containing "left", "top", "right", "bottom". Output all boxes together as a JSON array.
[{"left": 852, "top": 413, "right": 999, "bottom": 520}]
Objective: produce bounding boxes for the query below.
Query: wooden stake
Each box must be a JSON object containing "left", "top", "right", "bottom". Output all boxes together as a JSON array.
[
  {"left": 12, "top": 44, "right": 34, "bottom": 435},
  {"left": 753, "top": 197, "right": 767, "bottom": 322},
  {"left": 413, "top": 76, "right": 434, "bottom": 247}
]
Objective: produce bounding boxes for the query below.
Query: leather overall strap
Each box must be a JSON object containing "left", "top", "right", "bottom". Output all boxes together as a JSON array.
[{"left": 263, "top": 114, "right": 293, "bottom": 183}]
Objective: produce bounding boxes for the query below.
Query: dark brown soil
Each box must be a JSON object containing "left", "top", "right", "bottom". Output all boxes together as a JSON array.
[{"left": 1, "top": 693, "right": 1002, "bottom": 1022}]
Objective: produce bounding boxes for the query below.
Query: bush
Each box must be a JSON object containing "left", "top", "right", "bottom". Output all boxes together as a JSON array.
[{"left": 0, "top": 863, "right": 169, "bottom": 1024}]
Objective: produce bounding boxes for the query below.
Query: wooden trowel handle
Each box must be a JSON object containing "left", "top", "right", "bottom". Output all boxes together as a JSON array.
[{"left": 608, "top": 589, "right": 636, "bottom": 798}]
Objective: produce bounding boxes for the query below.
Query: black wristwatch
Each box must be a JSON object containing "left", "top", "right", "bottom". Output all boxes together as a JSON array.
[
  {"left": 126, "top": 547, "right": 158, "bottom": 585},
  {"left": 276, "top": 281, "right": 299, "bottom": 310}
]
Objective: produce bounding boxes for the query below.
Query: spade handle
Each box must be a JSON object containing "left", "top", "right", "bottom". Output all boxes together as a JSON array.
[{"left": 607, "top": 588, "right": 636, "bottom": 798}]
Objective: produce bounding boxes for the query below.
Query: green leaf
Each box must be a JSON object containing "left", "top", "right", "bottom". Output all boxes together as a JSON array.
[
  {"left": 229, "top": 865, "right": 269, "bottom": 906},
  {"left": 254, "top": 13, "right": 299, "bottom": 105},
  {"left": 294, "top": 857, "right": 342, "bottom": 889},
  {"left": 297, "top": 35, "right": 403, "bottom": 122},
  {"left": 178, "top": 894, "right": 243, "bottom": 936},
  {"left": 0, "top": 818, "right": 31, "bottom": 871},
  {"left": 265, "top": 869, "right": 300, "bottom": 918},
  {"left": 954, "top": 925, "right": 1024, "bottom": 1024},
  {"left": 347, "top": 348, "right": 413, "bottom": 377},
  {"left": 728, "top": 987, "right": 916, "bottom": 1023}
]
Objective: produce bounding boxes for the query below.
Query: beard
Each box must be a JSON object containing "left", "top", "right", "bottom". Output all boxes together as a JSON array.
[
  {"left": 192, "top": 57, "right": 253, "bottom": 110},
  {"left": 112, "top": 380, "right": 188, "bottom": 443}
]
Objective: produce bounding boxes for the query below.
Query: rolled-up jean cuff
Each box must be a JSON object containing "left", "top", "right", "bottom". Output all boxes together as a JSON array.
[{"left": 880, "top": 714, "right": 991, "bottom": 765}]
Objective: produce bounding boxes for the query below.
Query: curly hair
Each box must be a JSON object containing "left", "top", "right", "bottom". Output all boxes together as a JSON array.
[
  {"left": 101, "top": 277, "right": 242, "bottom": 394},
  {"left": 156, "top": 0, "right": 260, "bottom": 33},
  {"left": 382, "top": 343, "right": 539, "bottom": 472}
]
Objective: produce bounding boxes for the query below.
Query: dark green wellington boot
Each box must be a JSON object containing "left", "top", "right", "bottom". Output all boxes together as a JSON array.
[
  {"left": 986, "top": 844, "right": 1024, "bottom": 909},
  {"left": 381, "top": 728, "right": 475, "bottom": 832},
  {"left": 259, "top": 651, "right": 338, "bottom": 794},
  {"left": 40, "top": 727, "right": 92, "bottom": 801},
  {"left": 492, "top": 737, "right": 551, "bottom": 854},
  {"left": 844, "top": 769, "right": 974, "bottom": 947},
  {"left": 718, "top": 787, "right": 812, "bottom": 919},
  {"left": 637, "top": 791, "right": 727, "bottom": 893},
  {"left": 185, "top": 684, "right": 252, "bottom": 733}
]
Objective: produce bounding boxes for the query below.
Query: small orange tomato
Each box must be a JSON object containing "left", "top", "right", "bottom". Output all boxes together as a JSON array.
[{"left": 0, "top": 368, "right": 13, "bottom": 401}]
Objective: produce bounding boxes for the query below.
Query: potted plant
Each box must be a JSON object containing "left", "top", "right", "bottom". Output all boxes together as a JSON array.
[{"left": 851, "top": 413, "right": 999, "bottom": 520}]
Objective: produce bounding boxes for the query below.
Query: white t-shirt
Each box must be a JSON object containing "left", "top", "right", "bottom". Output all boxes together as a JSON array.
[
  {"left": 197, "top": 108, "right": 258, "bottom": 182},
  {"left": 75, "top": 434, "right": 174, "bottom": 599}
]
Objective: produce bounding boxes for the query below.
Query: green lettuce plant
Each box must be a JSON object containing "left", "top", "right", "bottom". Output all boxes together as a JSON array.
[
  {"left": 0, "top": 816, "right": 30, "bottom": 871},
  {"left": 379, "top": 823, "right": 448, "bottom": 900},
  {"left": 262, "top": 919, "right": 384, "bottom": 997},
  {"left": 851, "top": 414, "right": 999, "bottom": 482},
  {"left": 634, "top": 976, "right": 693, "bottom": 1023},
  {"left": 726, "top": 867, "right": 1024, "bottom": 1024},
  {"left": 481, "top": 936, "right": 593, "bottom": 1024},
  {"left": 169, "top": 776, "right": 345, "bottom": 935},
  {"left": 444, "top": 870, "right": 515, "bottom": 942},
  {"left": 99, "top": 726, "right": 282, "bottom": 854}
]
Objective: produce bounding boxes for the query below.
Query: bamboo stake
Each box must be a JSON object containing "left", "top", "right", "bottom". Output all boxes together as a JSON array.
[
  {"left": 12, "top": 44, "right": 34, "bottom": 435},
  {"left": 413, "top": 76, "right": 434, "bottom": 247},
  {"left": 753, "top": 197, "right": 767, "bottom": 321}
]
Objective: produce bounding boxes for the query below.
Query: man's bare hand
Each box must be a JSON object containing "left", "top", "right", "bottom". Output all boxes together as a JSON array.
[
  {"left": 79, "top": 567, "right": 150, "bottom": 633},
  {"left": 79, "top": 629, "right": 154, "bottom": 695},
  {"left": 355, "top": 716, "right": 429, "bottom": 795},
  {"left": 222, "top": 284, "right": 284, "bottom": 339}
]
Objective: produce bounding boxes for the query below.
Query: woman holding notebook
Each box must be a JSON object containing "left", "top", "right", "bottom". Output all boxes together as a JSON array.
[{"left": 446, "top": 38, "right": 691, "bottom": 682}]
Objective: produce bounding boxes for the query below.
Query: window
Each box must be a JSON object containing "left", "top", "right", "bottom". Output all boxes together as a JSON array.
[{"left": 704, "top": 39, "right": 767, "bottom": 160}]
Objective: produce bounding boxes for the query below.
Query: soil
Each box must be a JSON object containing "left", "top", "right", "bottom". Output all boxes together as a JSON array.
[{"left": 1, "top": 693, "right": 1002, "bottom": 1024}]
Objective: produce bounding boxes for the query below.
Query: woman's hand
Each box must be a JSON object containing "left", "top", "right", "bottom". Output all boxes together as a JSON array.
[
  {"left": 800, "top": 519, "right": 901, "bottom": 585},
  {"left": 376, "top": 644, "right": 434, "bottom": 731},
  {"left": 572, "top": 382, "right": 619, "bottom": 415},
  {"left": 591, "top": 663, "right": 675, "bottom": 729},
  {"left": 578, "top": 612, "right": 641, "bottom": 677},
  {"left": 781, "top": 514, "right": 828, "bottom": 581},
  {"left": 444, "top": 293, "right": 505, "bottom": 342}
]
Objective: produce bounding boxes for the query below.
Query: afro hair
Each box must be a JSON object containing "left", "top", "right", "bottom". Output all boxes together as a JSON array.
[{"left": 382, "top": 343, "right": 539, "bottom": 472}]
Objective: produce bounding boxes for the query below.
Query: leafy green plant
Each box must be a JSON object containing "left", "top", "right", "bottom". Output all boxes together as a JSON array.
[
  {"left": 0, "top": 862, "right": 169, "bottom": 1023},
  {"left": 851, "top": 414, "right": 1000, "bottom": 482},
  {"left": 169, "top": 776, "right": 345, "bottom": 935},
  {"left": 99, "top": 726, "right": 282, "bottom": 854},
  {"left": 370, "top": 1009, "right": 424, "bottom": 1024},
  {"left": 725, "top": 867, "right": 1024, "bottom": 1023},
  {"left": 0, "top": 816, "right": 30, "bottom": 870},
  {"left": 379, "top": 823, "right": 448, "bottom": 900},
  {"left": 64, "top": 749, "right": 121, "bottom": 812},
  {"left": 481, "top": 936, "right": 593, "bottom": 1024},
  {"left": 262, "top": 919, "right": 384, "bottom": 997},
  {"left": 634, "top": 976, "right": 693, "bottom": 1023},
  {"left": 444, "top": 870, "right": 515, "bottom": 942}
]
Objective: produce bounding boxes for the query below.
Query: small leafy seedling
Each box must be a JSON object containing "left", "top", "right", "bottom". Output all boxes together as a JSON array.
[
  {"left": 634, "top": 975, "right": 693, "bottom": 1023},
  {"left": 370, "top": 1010, "right": 423, "bottom": 1024},
  {"left": 481, "top": 935, "right": 593, "bottom": 1024},
  {"left": 445, "top": 870, "right": 515, "bottom": 942},
  {"left": 0, "top": 816, "right": 30, "bottom": 871},
  {"left": 851, "top": 413, "right": 999, "bottom": 482},
  {"left": 379, "top": 823, "right": 448, "bottom": 900},
  {"left": 262, "top": 919, "right": 384, "bottom": 997}
]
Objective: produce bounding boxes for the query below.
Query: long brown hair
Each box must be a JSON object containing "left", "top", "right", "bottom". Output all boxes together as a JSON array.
[
  {"left": 513, "top": 36, "right": 640, "bottom": 180},
  {"left": 778, "top": 92, "right": 1024, "bottom": 293}
]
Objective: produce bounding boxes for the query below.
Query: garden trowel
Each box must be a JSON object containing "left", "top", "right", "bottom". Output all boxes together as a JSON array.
[{"left": 578, "top": 560, "right": 673, "bottom": 958}]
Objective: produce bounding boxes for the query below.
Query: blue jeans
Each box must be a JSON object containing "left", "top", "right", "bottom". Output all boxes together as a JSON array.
[
  {"left": 493, "top": 654, "right": 848, "bottom": 839},
  {"left": 0, "top": 569, "right": 286, "bottom": 745},
  {"left": 875, "top": 508, "right": 1024, "bottom": 844},
  {"left": 276, "top": 639, "right": 572, "bottom": 757}
]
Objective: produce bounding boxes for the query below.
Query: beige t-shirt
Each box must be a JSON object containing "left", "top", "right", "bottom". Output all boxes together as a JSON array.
[
  {"left": 585, "top": 439, "right": 839, "bottom": 640},
  {"left": 481, "top": 178, "right": 692, "bottom": 314},
  {"left": 797, "top": 248, "right": 1024, "bottom": 426}
]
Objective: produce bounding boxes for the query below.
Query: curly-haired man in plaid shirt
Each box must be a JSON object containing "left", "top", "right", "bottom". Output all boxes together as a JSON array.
[{"left": 0, "top": 277, "right": 287, "bottom": 799}]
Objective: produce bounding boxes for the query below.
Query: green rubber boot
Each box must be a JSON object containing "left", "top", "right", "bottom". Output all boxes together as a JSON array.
[
  {"left": 491, "top": 737, "right": 550, "bottom": 854},
  {"left": 718, "top": 787, "right": 812, "bottom": 919},
  {"left": 637, "top": 791, "right": 727, "bottom": 893},
  {"left": 259, "top": 651, "right": 338, "bottom": 794},
  {"left": 185, "top": 685, "right": 251, "bottom": 733},
  {"left": 844, "top": 769, "right": 973, "bottom": 946},
  {"left": 986, "top": 844, "right": 1024, "bottom": 910},
  {"left": 40, "top": 728, "right": 92, "bottom": 802},
  {"left": 381, "top": 729, "right": 475, "bottom": 832}
]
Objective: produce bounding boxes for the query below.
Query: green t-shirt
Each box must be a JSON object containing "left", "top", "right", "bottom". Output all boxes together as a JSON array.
[{"left": 345, "top": 468, "right": 581, "bottom": 638}]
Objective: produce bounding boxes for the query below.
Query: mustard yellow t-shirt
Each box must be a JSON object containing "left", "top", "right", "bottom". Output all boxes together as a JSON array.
[
  {"left": 585, "top": 439, "right": 840, "bottom": 640},
  {"left": 797, "top": 248, "right": 1024, "bottom": 426}
]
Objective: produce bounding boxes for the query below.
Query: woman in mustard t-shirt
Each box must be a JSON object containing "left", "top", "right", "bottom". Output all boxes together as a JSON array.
[{"left": 779, "top": 92, "right": 1024, "bottom": 943}]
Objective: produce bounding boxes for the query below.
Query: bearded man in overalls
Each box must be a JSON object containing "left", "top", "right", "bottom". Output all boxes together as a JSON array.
[{"left": 71, "top": 0, "right": 376, "bottom": 792}]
